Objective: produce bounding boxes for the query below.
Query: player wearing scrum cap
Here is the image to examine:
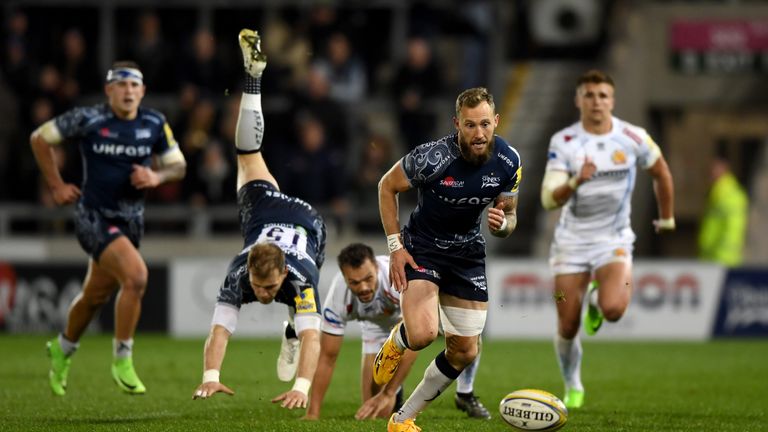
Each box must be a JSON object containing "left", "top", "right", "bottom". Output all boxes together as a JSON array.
[
  {"left": 31, "top": 60, "right": 187, "bottom": 396},
  {"left": 540, "top": 69, "right": 675, "bottom": 409}
]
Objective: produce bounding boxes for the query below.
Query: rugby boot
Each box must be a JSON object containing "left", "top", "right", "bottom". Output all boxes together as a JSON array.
[
  {"left": 373, "top": 321, "right": 405, "bottom": 386},
  {"left": 388, "top": 413, "right": 421, "bottom": 432},
  {"left": 455, "top": 393, "right": 492, "bottom": 419},
  {"left": 584, "top": 281, "right": 603, "bottom": 336},
  {"left": 277, "top": 321, "right": 300, "bottom": 382},
  {"left": 111, "top": 357, "right": 146, "bottom": 395},
  {"left": 238, "top": 29, "right": 267, "bottom": 78},
  {"left": 47, "top": 337, "right": 71, "bottom": 396},
  {"left": 564, "top": 388, "right": 585, "bottom": 409}
]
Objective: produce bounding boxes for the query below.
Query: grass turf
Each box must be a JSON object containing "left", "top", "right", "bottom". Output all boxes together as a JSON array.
[{"left": 0, "top": 335, "right": 766, "bottom": 431}]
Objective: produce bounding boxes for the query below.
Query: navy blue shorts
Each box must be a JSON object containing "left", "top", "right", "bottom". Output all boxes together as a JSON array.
[
  {"left": 237, "top": 180, "right": 326, "bottom": 269},
  {"left": 75, "top": 204, "right": 142, "bottom": 261},
  {"left": 402, "top": 229, "right": 488, "bottom": 302}
]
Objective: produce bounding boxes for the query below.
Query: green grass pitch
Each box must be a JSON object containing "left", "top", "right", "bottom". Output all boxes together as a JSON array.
[{"left": 0, "top": 335, "right": 766, "bottom": 431}]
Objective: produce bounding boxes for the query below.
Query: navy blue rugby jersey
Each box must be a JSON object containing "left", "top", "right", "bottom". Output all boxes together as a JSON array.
[
  {"left": 402, "top": 133, "right": 522, "bottom": 244},
  {"left": 54, "top": 104, "right": 179, "bottom": 215},
  {"left": 217, "top": 184, "right": 325, "bottom": 314},
  {"left": 216, "top": 246, "right": 321, "bottom": 314}
]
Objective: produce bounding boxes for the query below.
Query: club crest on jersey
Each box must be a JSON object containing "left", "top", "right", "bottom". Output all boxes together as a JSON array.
[
  {"left": 440, "top": 176, "right": 464, "bottom": 188},
  {"left": 613, "top": 248, "right": 627, "bottom": 257},
  {"left": 611, "top": 150, "right": 627, "bottom": 165},
  {"left": 481, "top": 175, "right": 501, "bottom": 188},
  {"left": 135, "top": 128, "right": 151, "bottom": 140}
]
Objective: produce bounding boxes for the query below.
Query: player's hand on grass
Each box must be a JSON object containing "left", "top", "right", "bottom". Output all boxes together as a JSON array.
[
  {"left": 192, "top": 381, "right": 234, "bottom": 399},
  {"left": 355, "top": 391, "right": 396, "bottom": 420},
  {"left": 50, "top": 182, "right": 81, "bottom": 206},
  {"left": 272, "top": 390, "right": 308, "bottom": 409},
  {"left": 389, "top": 248, "right": 417, "bottom": 293}
]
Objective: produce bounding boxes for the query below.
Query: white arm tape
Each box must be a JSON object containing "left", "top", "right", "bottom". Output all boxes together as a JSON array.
[
  {"left": 159, "top": 145, "right": 186, "bottom": 166},
  {"left": 387, "top": 233, "right": 403, "bottom": 253},
  {"left": 36, "top": 120, "right": 63, "bottom": 145},
  {"left": 294, "top": 314, "right": 321, "bottom": 335},
  {"left": 202, "top": 369, "right": 220, "bottom": 383},
  {"left": 292, "top": 377, "right": 311, "bottom": 396},
  {"left": 211, "top": 303, "right": 240, "bottom": 334},
  {"left": 541, "top": 170, "right": 569, "bottom": 210}
]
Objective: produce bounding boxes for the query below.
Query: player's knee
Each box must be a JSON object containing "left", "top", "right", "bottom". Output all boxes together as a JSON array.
[
  {"left": 121, "top": 269, "right": 148, "bottom": 296},
  {"left": 602, "top": 304, "right": 627, "bottom": 322},
  {"left": 445, "top": 343, "right": 478, "bottom": 369},
  {"left": 559, "top": 321, "right": 580, "bottom": 339},
  {"left": 407, "top": 328, "right": 438, "bottom": 350}
]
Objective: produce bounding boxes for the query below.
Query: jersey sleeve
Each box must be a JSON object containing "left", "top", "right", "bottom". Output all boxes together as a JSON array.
[
  {"left": 636, "top": 130, "right": 662, "bottom": 170},
  {"left": 401, "top": 136, "right": 455, "bottom": 188},
  {"left": 500, "top": 147, "right": 523, "bottom": 196},
  {"left": 320, "top": 272, "right": 349, "bottom": 336},
  {"left": 152, "top": 112, "right": 186, "bottom": 165},
  {"left": 53, "top": 107, "right": 90, "bottom": 140},
  {"left": 215, "top": 261, "right": 247, "bottom": 308},
  {"left": 544, "top": 133, "right": 572, "bottom": 173}
]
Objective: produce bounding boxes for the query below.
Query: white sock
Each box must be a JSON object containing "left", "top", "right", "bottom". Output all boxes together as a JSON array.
[
  {"left": 588, "top": 282, "right": 599, "bottom": 307},
  {"left": 393, "top": 323, "right": 408, "bottom": 352},
  {"left": 554, "top": 334, "right": 583, "bottom": 391},
  {"left": 456, "top": 351, "right": 479, "bottom": 394},
  {"left": 58, "top": 334, "right": 79, "bottom": 357},
  {"left": 395, "top": 351, "right": 460, "bottom": 422},
  {"left": 113, "top": 338, "right": 134, "bottom": 359},
  {"left": 235, "top": 94, "right": 264, "bottom": 153}
]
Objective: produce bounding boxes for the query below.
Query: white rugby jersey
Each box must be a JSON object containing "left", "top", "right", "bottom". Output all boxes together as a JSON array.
[
  {"left": 545, "top": 117, "right": 661, "bottom": 246},
  {"left": 321, "top": 256, "right": 401, "bottom": 336}
]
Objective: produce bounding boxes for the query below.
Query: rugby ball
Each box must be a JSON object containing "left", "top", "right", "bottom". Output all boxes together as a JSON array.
[{"left": 499, "top": 389, "right": 568, "bottom": 431}]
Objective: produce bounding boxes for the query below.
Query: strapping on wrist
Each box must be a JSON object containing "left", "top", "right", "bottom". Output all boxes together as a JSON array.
[
  {"left": 386, "top": 233, "right": 403, "bottom": 254},
  {"left": 202, "top": 369, "right": 220, "bottom": 383},
  {"left": 292, "top": 377, "right": 311, "bottom": 396}
]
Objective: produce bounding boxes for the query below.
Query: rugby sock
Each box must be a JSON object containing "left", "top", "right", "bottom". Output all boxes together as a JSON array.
[
  {"left": 456, "top": 350, "right": 480, "bottom": 394},
  {"left": 284, "top": 322, "right": 297, "bottom": 340},
  {"left": 555, "top": 334, "right": 584, "bottom": 391},
  {"left": 235, "top": 63, "right": 264, "bottom": 154},
  {"left": 393, "top": 323, "right": 409, "bottom": 351},
  {"left": 588, "top": 283, "right": 599, "bottom": 308},
  {"left": 394, "top": 350, "right": 461, "bottom": 422},
  {"left": 58, "top": 333, "right": 79, "bottom": 357},
  {"left": 113, "top": 338, "right": 134, "bottom": 360}
]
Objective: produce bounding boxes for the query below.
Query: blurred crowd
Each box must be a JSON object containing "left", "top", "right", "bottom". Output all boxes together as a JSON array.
[{"left": 0, "top": 3, "right": 495, "bottom": 233}]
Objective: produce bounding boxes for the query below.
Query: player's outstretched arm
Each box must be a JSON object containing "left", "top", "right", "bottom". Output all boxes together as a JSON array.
[
  {"left": 193, "top": 325, "right": 235, "bottom": 399},
  {"left": 355, "top": 349, "right": 419, "bottom": 420},
  {"left": 304, "top": 332, "right": 344, "bottom": 419},
  {"left": 272, "top": 328, "right": 320, "bottom": 410},
  {"left": 378, "top": 161, "right": 417, "bottom": 292},
  {"left": 647, "top": 154, "right": 676, "bottom": 233},
  {"left": 29, "top": 123, "right": 81, "bottom": 205}
]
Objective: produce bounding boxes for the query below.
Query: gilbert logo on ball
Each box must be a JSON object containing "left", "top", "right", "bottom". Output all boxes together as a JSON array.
[{"left": 499, "top": 389, "right": 568, "bottom": 431}]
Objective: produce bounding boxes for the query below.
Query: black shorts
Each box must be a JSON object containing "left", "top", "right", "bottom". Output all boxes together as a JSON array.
[
  {"left": 75, "top": 204, "right": 142, "bottom": 261},
  {"left": 402, "top": 229, "right": 488, "bottom": 302}
]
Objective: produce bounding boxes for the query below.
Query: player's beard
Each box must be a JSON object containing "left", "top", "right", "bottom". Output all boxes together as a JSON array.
[{"left": 458, "top": 133, "right": 495, "bottom": 165}]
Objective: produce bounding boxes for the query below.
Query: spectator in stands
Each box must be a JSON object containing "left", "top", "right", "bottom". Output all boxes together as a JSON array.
[
  {"left": 56, "top": 28, "right": 99, "bottom": 98},
  {"left": 351, "top": 132, "right": 395, "bottom": 232},
  {"left": 291, "top": 64, "right": 349, "bottom": 151},
  {"left": 392, "top": 35, "right": 443, "bottom": 150},
  {"left": 179, "top": 29, "right": 228, "bottom": 97},
  {"left": 313, "top": 31, "right": 367, "bottom": 105},
  {"left": 261, "top": 19, "right": 311, "bottom": 95},
  {"left": 698, "top": 152, "right": 749, "bottom": 267},
  {"left": 127, "top": 10, "right": 174, "bottom": 92},
  {"left": 278, "top": 113, "right": 349, "bottom": 231}
]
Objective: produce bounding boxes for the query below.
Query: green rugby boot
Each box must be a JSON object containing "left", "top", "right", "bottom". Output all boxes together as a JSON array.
[
  {"left": 47, "top": 337, "right": 71, "bottom": 396},
  {"left": 111, "top": 357, "right": 146, "bottom": 395},
  {"left": 584, "top": 281, "right": 603, "bottom": 336},
  {"left": 564, "top": 388, "right": 585, "bottom": 409}
]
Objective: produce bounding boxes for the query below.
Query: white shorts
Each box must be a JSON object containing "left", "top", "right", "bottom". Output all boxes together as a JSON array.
[
  {"left": 549, "top": 240, "right": 633, "bottom": 276},
  {"left": 360, "top": 320, "right": 392, "bottom": 355}
]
